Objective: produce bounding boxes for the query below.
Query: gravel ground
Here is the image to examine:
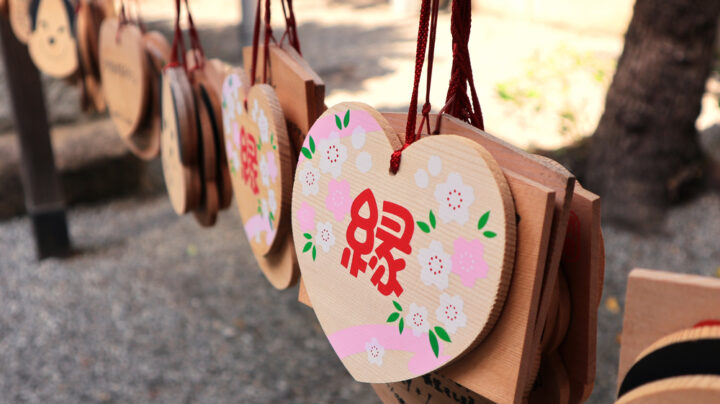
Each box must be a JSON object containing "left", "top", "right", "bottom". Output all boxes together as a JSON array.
[
  {"left": 1, "top": 191, "right": 719, "bottom": 403},
  {"left": 0, "top": 196, "right": 377, "bottom": 403}
]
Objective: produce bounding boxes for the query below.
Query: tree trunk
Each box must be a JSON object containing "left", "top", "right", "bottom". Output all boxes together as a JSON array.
[{"left": 586, "top": 0, "right": 720, "bottom": 227}]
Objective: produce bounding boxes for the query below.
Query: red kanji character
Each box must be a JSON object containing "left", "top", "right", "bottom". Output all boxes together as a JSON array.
[
  {"left": 240, "top": 126, "right": 259, "bottom": 194},
  {"left": 341, "top": 189, "right": 378, "bottom": 277},
  {"left": 369, "top": 201, "right": 414, "bottom": 297}
]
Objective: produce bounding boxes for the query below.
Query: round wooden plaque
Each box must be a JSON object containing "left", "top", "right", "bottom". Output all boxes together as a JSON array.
[
  {"left": 161, "top": 67, "right": 200, "bottom": 214},
  {"left": 27, "top": 0, "right": 78, "bottom": 78},
  {"left": 291, "top": 102, "right": 516, "bottom": 382}
]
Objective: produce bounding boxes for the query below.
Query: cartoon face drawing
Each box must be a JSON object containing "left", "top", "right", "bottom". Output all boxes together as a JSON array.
[{"left": 27, "top": 0, "right": 77, "bottom": 78}]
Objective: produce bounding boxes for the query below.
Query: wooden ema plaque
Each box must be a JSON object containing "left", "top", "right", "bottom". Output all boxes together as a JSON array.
[
  {"left": 9, "top": 0, "right": 31, "bottom": 43},
  {"left": 292, "top": 103, "right": 516, "bottom": 383},
  {"left": 27, "top": 0, "right": 78, "bottom": 78},
  {"left": 187, "top": 52, "right": 233, "bottom": 227},
  {"left": 118, "top": 30, "right": 171, "bottom": 161},
  {"left": 99, "top": 18, "right": 150, "bottom": 139},
  {"left": 221, "top": 68, "right": 298, "bottom": 289},
  {"left": 617, "top": 269, "right": 720, "bottom": 403},
  {"left": 161, "top": 67, "right": 200, "bottom": 215},
  {"left": 373, "top": 371, "right": 492, "bottom": 404},
  {"left": 242, "top": 44, "right": 326, "bottom": 152},
  {"left": 297, "top": 111, "right": 599, "bottom": 403}
]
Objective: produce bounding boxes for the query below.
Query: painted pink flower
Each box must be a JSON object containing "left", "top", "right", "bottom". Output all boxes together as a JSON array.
[
  {"left": 297, "top": 201, "right": 316, "bottom": 233},
  {"left": 233, "top": 122, "right": 241, "bottom": 148},
  {"left": 325, "top": 179, "right": 351, "bottom": 222},
  {"left": 266, "top": 151, "right": 278, "bottom": 183},
  {"left": 451, "top": 237, "right": 489, "bottom": 287}
]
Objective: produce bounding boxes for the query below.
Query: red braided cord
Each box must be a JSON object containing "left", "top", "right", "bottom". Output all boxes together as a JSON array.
[
  {"left": 440, "top": 0, "right": 483, "bottom": 131},
  {"left": 250, "top": 0, "right": 262, "bottom": 86},
  {"left": 280, "top": 0, "right": 301, "bottom": 54},
  {"left": 166, "top": 0, "right": 186, "bottom": 70},
  {"left": 184, "top": 0, "right": 205, "bottom": 72},
  {"left": 391, "top": 0, "right": 440, "bottom": 174},
  {"left": 262, "top": 0, "right": 273, "bottom": 83}
]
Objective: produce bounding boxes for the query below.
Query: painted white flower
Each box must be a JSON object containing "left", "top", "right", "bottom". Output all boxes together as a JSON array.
[
  {"left": 315, "top": 221, "right": 335, "bottom": 252},
  {"left": 418, "top": 240, "right": 452, "bottom": 290},
  {"left": 365, "top": 337, "right": 385, "bottom": 366},
  {"left": 414, "top": 168, "right": 429, "bottom": 188},
  {"left": 260, "top": 198, "right": 269, "bottom": 219},
  {"left": 428, "top": 155, "right": 442, "bottom": 176},
  {"left": 434, "top": 172, "right": 475, "bottom": 225},
  {"left": 406, "top": 303, "right": 430, "bottom": 337},
  {"left": 435, "top": 293, "right": 468, "bottom": 334},
  {"left": 258, "top": 109, "right": 270, "bottom": 143},
  {"left": 298, "top": 163, "right": 320, "bottom": 196},
  {"left": 352, "top": 125, "right": 366, "bottom": 149},
  {"left": 251, "top": 99, "right": 259, "bottom": 122},
  {"left": 268, "top": 189, "right": 277, "bottom": 214},
  {"left": 259, "top": 155, "right": 270, "bottom": 186},
  {"left": 318, "top": 132, "right": 348, "bottom": 178},
  {"left": 355, "top": 151, "right": 372, "bottom": 173}
]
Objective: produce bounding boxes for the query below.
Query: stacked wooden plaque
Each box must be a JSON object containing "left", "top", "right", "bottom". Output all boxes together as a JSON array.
[
  {"left": 616, "top": 269, "right": 720, "bottom": 404},
  {"left": 221, "top": 42, "right": 325, "bottom": 289},
  {"left": 294, "top": 110, "right": 604, "bottom": 404}
]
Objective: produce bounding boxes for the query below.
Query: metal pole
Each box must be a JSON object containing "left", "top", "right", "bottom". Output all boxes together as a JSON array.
[{"left": 0, "top": 18, "right": 71, "bottom": 259}]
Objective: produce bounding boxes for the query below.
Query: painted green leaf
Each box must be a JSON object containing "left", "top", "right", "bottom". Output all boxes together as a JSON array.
[
  {"left": 393, "top": 300, "right": 403, "bottom": 311},
  {"left": 387, "top": 312, "right": 400, "bottom": 322},
  {"left": 257, "top": 142, "right": 262, "bottom": 150},
  {"left": 335, "top": 115, "right": 342, "bottom": 130},
  {"left": 417, "top": 221, "right": 431, "bottom": 233},
  {"left": 343, "top": 109, "right": 350, "bottom": 128},
  {"left": 478, "top": 211, "right": 490, "bottom": 230},
  {"left": 312, "top": 245, "right": 317, "bottom": 261},
  {"left": 484, "top": 231, "right": 497, "bottom": 239},
  {"left": 303, "top": 233, "right": 312, "bottom": 240},
  {"left": 301, "top": 147, "right": 312, "bottom": 159},
  {"left": 273, "top": 145, "right": 277, "bottom": 150},
  {"left": 303, "top": 242, "right": 312, "bottom": 252},
  {"left": 435, "top": 326, "right": 451, "bottom": 343},
  {"left": 429, "top": 330, "right": 439, "bottom": 358},
  {"left": 429, "top": 210, "right": 436, "bottom": 229},
  {"left": 398, "top": 318, "right": 404, "bottom": 334},
  {"left": 270, "top": 133, "right": 274, "bottom": 144},
  {"left": 309, "top": 136, "right": 316, "bottom": 153},
  {"left": 269, "top": 212, "right": 275, "bottom": 221}
]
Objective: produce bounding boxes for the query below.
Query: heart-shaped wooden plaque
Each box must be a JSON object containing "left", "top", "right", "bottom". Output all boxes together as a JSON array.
[
  {"left": 222, "top": 72, "right": 293, "bottom": 258},
  {"left": 292, "top": 103, "right": 516, "bottom": 382},
  {"left": 99, "top": 18, "right": 149, "bottom": 139}
]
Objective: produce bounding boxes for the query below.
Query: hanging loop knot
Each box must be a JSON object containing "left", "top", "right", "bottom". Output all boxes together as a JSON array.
[{"left": 390, "top": 143, "right": 410, "bottom": 174}]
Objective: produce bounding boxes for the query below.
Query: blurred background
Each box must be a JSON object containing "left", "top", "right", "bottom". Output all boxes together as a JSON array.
[{"left": 0, "top": 0, "right": 719, "bottom": 402}]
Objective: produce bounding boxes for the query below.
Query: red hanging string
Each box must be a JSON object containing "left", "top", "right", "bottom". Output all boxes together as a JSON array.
[
  {"left": 280, "top": 0, "right": 301, "bottom": 54},
  {"left": 436, "top": 0, "right": 483, "bottom": 132},
  {"left": 695, "top": 320, "right": 720, "bottom": 328},
  {"left": 390, "top": 0, "right": 440, "bottom": 174},
  {"left": 250, "top": 0, "right": 262, "bottom": 86},
  {"left": 166, "top": 0, "right": 186, "bottom": 70},
  {"left": 262, "top": 0, "right": 274, "bottom": 83},
  {"left": 116, "top": 3, "right": 128, "bottom": 42},
  {"left": 249, "top": 0, "right": 276, "bottom": 86},
  {"left": 184, "top": 0, "right": 205, "bottom": 73}
]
